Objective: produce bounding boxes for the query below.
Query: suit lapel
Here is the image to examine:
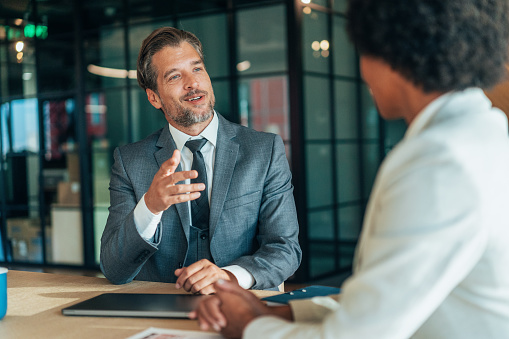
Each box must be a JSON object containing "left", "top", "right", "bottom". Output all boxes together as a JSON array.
[
  {"left": 210, "top": 115, "right": 239, "bottom": 239},
  {"left": 154, "top": 125, "right": 191, "bottom": 241}
]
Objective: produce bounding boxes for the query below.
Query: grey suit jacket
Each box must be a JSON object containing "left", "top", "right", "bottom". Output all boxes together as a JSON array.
[{"left": 100, "top": 114, "right": 301, "bottom": 289}]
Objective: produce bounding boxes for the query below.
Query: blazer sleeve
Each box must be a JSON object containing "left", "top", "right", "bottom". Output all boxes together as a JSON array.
[
  {"left": 99, "top": 147, "right": 160, "bottom": 284},
  {"left": 228, "top": 134, "right": 302, "bottom": 289}
]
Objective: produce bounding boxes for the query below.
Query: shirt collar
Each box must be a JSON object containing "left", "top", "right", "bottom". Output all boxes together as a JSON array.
[
  {"left": 168, "top": 111, "right": 218, "bottom": 152},
  {"left": 404, "top": 92, "right": 453, "bottom": 139}
]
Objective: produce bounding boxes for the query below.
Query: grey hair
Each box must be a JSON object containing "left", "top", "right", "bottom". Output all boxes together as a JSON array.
[{"left": 137, "top": 27, "right": 204, "bottom": 92}]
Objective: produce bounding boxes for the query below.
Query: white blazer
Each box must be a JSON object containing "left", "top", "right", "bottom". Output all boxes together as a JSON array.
[{"left": 245, "top": 89, "right": 509, "bottom": 339}]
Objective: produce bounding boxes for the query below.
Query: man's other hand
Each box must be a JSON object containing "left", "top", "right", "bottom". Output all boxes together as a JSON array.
[
  {"left": 174, "top": 259, "right": 238, "bottom": 295},
  {"left": 145, "top": 149, "right": 205, "bottom": 214}
]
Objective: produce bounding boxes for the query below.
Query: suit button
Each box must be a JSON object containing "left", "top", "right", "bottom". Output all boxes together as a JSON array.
[
  {"left": 200, "top": 234, "right": 207, "bottom": 240},
  {"left": 178, "top": 262, "right": 183, "bottom": 268}
]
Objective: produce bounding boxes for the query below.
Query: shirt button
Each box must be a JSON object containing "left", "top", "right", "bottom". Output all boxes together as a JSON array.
[
  {"left": 200, "top": 234, "right": 207, "bottom": 240},
  {"left": 178, "top": 262, "right": 183, "bottom": 268}
]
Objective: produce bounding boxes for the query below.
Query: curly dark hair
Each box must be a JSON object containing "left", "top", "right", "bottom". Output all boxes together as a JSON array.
[
  {"left": 137, "top": 27, "right": 204, "bottom": 92},
  {"left": 346, "top": 0, "right": 509, "bottom": 92}
]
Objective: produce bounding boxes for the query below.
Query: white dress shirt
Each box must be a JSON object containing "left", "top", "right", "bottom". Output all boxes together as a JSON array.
[
  {"left": 133, "top": 112, "right": 255, "bottom": 289},
  {"left": 244, "top": 89, "right": 509, "bottom": 338}
]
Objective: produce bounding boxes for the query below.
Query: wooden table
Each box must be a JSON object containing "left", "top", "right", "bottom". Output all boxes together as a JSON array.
[{"left": 0, "top": 270, "right": 279, "bottom": 339}]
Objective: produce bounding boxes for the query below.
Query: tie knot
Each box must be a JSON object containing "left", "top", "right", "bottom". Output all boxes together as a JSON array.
[{"left": 185, "top": 138, "right": 207, "bottom": 153}]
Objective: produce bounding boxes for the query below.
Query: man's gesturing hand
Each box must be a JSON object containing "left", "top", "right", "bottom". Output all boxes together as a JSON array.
[
  {"left": 144, "top": 149, "right": 205, "bottom": 214},
  {"left": 175, "top": 259, "right": 238, "bottom": 295}
]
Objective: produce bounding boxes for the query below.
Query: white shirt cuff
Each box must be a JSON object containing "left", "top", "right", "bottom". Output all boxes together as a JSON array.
[
  {"left": 222, "top": 265, "right": 255, "bottom": 289},
  {"left": 134, "top": 194, "right": 162, "bottom": 241}
]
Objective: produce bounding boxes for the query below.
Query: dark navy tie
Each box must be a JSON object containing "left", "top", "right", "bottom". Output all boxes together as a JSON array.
[{"left": 185, "top": 138, "right": 209, "bottom": 230}]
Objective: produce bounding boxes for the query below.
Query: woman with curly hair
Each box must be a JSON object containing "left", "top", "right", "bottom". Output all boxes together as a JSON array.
[{"left": 192, "top": 1, "right": 509, "bottom": 338}]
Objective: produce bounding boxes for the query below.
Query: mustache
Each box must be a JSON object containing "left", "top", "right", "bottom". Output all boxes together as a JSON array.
[{"left": 181, "top": 89, "right": 208, "bottom": 101}]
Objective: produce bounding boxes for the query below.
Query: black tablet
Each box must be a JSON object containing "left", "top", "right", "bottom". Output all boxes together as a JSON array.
[{"left": 62, "top": 293, "right": 205, "bottom": 318}]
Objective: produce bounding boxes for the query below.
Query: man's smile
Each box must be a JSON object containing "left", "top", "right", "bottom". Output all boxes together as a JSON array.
[{"left": 183, "top": 90, "right": 207, "bottom": 104}]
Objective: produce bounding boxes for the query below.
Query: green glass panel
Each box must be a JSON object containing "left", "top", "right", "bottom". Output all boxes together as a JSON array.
[
  {"left": 337, "top": 205, "right": 362, "bottom": 240},
  {"left": 39, "top": 35, "right": 75, "bottom": 93},
  {"left": 303, "top": 10, "right": 330, "bottom": 74},
  {"left": 308, "top": 209, "right": 334, "bottom": 240},
  {"left": 306, "top": 143, "right": 333, "bottom": 208},
  {"left": 309, "top": 243, "right": 335, "bottom": 278},
  {"left": 333, "top": 16, "right": 357, "bottom": 77},
  {"left": 304, "top": 76, "right": 331, "bottom": 140},
  {"left": 333, "top": 0, "right": 348, "bottom": 13},
  {"left": 336, "top": 144, "right": 361, "bottom": 203},
  {"left": 84, "top": 28, "right": 126, "bottom": 90},
  {"left": 237, "top": 5, "right": 287, "bottom": 75},
  {"left": 335, "top": 80, "right": 358, "bottom": 139}
]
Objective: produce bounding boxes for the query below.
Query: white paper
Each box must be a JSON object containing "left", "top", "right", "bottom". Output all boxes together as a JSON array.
[{"left": 126, "top": 327, "right": 223, "bottom": 339}]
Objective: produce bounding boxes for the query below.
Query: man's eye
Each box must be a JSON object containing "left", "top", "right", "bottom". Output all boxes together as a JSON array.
[
  {"left": 169, "top": 74, "right": 180, "bottom": 81},
  {"left": 194, "top": 67, "right": 202, "bottom": 72}
]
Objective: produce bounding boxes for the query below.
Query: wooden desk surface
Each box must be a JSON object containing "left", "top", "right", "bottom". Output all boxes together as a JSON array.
[{"left": 0, "top": 270, "right": 279, "bottom": 339}]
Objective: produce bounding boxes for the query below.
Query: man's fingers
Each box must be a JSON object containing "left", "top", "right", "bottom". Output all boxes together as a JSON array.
[
  {"left": 166, "top": 191, "right": 201, "bottom": 206},
  {"left": 148, "top": 183, "right": 203, "bottom": 208},
  {"left": 166, "top": 183, "right": 205, "bottom": 195},
  {"left": 175, "top": 260, "right": 225, "bottom": 294},
  {"left": 175, "top": 260, "right": 208, "bottom": 289},
  {"left": 184, "top": 272, "right": 208, "bottom": 293},
  {"left": 187, "top": 273, "right": 216, "bottom": 294},
  {"left": 186, "top": 268, "right": 230, "bottom": 294},
  {"left": 168, "top": 169, "right": 199, "bottom": 184},
  {"left": 168, "top": 149, "right": 181, "bottom": 173},
  {"left": 160, "top": 150, "right": 181, "bottom": 175}
]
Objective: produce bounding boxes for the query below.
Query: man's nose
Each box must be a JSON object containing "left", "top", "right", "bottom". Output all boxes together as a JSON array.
[{"left": 184, "top": 74, "right": 199, "bottom": 90}]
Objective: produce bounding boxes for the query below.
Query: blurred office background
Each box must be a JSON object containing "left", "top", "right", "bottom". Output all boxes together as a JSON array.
[{"left": 2, "top": 0, "right": 488, "bottom": 284}]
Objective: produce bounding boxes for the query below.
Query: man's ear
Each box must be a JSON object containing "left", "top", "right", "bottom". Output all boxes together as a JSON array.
[{"left": 146, "top": 88, "right": 162, "bottom": 109}]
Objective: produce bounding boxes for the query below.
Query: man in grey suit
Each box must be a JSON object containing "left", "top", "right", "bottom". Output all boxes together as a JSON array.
[{"left": 100, "top": 27, "right": 301, "bottom": 295}]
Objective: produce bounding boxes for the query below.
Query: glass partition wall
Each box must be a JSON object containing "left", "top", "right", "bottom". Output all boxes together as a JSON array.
[{"left": 0, "top": 0, "right": 397, "bottom": 282}]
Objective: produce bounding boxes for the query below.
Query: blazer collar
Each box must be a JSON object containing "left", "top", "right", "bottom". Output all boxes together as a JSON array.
[{"left": 209, "top": 114, "right": 239, "bottom": 238}]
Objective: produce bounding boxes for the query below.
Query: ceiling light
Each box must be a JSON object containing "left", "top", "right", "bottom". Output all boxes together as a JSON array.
[
  {"left": 237, "top": 60, "right": 251, "bottom": 72},
  {"left": 88, "top": 64, "right": 137, "bottom": 79},
  {"left": 320, "top": 40, "right": 329, "bottom": 51},
  {"left": 15, "top": 41, "right": 24, "bottom": 52}
]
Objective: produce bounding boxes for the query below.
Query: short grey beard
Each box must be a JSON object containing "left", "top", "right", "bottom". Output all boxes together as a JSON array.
[
  {"left": 160, "top": 96, "right": 214, "bottom": 128},
  {"left": 170, "top": 103, "right": 214, "bottom": 128}
]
